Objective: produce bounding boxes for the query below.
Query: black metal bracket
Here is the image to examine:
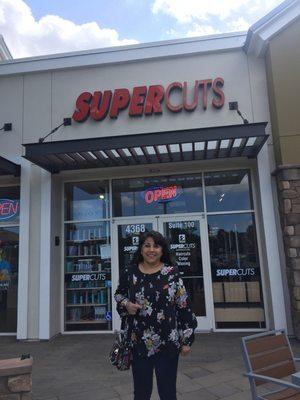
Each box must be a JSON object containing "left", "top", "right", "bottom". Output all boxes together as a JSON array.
[
  {"left": 229, "top": 102, "right": 249, "bottom": 124},
  {"left": 0, "top": 123, "right": 12, "bottom": 132},
  {"left": 39, "top": 118, "right": 72, "bottom": 143}
]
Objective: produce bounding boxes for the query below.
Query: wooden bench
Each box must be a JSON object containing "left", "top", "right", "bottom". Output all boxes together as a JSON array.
[
  {"left": 241, "top": 330, "right": 300, "bottom": 400},
  {"left": 0, "top": 357, "right": 33, "bottom": 399}
]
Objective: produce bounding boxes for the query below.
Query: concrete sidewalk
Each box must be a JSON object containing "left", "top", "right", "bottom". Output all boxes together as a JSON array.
[{"left": 0, "top": 333, "right": 299, "bottom": 400}]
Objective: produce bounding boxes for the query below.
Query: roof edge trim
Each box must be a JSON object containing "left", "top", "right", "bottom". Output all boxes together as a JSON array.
[
  {"left": 0, "top": 35, "right": 13, "bottom": 61},
  {"left": 244, "top": 0, "right": 300, "bottom": 57},
  {"left": 0, "top": 33, "right": 246, "bottom": 76}
]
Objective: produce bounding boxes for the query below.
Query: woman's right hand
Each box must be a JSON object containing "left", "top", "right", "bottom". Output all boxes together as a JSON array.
[{"left": 126, "top": 301, "right": 142, "bottom": 315}]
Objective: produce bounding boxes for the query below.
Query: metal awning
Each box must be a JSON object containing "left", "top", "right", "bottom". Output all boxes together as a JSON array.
[
  {"left": 0, "top": 156, "right": 20, "bottom": 176},
  {"left": 23, "top": 122, "right": 268, "bottom": 173}
]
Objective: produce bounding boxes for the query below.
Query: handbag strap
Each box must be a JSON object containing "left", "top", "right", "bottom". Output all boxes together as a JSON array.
[{"left": 121, "top": 267, "right": 135, "bottom": 342}]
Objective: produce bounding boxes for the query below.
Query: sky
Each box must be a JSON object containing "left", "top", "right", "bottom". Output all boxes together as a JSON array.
[{"left": 0, "top": 0, "right": 284, "bottom": 59}]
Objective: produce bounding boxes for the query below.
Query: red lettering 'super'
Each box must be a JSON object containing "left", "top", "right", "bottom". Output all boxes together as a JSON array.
[
  {"left": 90, "top": 91, "right": 112, "bottom": 121},
  {"left": 109, "top": 88, "right": 130, "bottom": 118},
  {"left": 72, "top": 92, "right": 92, "bottom": 122}
]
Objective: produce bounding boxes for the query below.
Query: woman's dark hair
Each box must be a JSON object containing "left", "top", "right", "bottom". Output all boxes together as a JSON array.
[{"left": 132, "top": 230, "right": 172, "bottom": 265}]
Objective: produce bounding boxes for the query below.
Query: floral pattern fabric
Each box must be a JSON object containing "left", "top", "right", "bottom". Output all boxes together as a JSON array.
[{"left": 114, "top": 264, "right": 198, "bottom": 357}]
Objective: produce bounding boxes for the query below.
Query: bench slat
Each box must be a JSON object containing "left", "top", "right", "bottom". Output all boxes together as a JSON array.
[
  {"left": 264, "top": 388, "right": 300, "bottom": 400},
  {"left": 246, "top": 334, "right": 288, "bottom": 355},
  {"left": 255, "top": 361, "right": 296, "bottom": 386},
  {"left": 251, "top": 348, "right": 293, "bottom": 371}
]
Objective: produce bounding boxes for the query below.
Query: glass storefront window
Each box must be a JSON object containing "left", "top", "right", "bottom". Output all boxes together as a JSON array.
[
  {"left": 204, "top": 170, "right": 253, "bottom": 212},
  {"left": 0, "top": 186, "right": 20, "bottom": 334},
  {"left": 208, "top": 213, "right": 265, "bottom": 329},
  {"left": 112, "top": 174, "right": 203, "bottom": 217},
  {"left": 64, "top": 180, "right": 111, "bottom": 332},
  {"left": 63, "top": 169, "right": 264, "bottom": 332},
  {"left": 0, "top": 226, "right": 19, "bottom": 333},
  {"left": 65, "top": 181, "right": 109, "bottom": 221},
  {"left": 64, "top": 221, "right": 112, "bottom": 331}
]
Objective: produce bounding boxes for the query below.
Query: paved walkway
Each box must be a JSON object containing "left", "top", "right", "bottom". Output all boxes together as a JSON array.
[{"left": 0, "top": 333, "right": 299, "bottom": 400}]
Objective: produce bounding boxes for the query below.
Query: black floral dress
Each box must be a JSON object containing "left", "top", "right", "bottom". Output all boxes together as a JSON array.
[{"left": 114, "top": 264, "right": 198, "bottom": 357}]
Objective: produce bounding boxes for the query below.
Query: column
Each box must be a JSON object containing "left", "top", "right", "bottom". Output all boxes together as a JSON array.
[{"left": 257, "top": 143, "right": 287, "bottom": 330}]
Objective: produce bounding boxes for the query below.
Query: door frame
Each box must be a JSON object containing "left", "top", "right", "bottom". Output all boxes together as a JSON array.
[
  {"left": 112, "top": 213, "right": 215, "bottom": 332},
  {"left": 157, "top": 213, "right": 214, "bottom": 331}
]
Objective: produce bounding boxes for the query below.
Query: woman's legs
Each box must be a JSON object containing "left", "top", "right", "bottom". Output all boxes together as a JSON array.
[
  {"left": 132, "top": 352, "right": 154, "bottom": 400},
  {"left": 154, "top": 352, "right": 179, "bottom": 400}
]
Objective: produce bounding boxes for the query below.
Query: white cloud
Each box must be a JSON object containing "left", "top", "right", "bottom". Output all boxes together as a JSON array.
[
  {"left": 152, "top": 0, "right": 248, "bottom": 23},
  {"left": 0, "top": 0, "right": 138, "bottom": 58},
  {"left": 152, "top": 0, "right": 283, "bottom": 24},
  {"left": 187, "top": 24, "right": 220, "bottom": 38},
  {"left": 227, "top": 17, "right": 250, "bottom": 32},
  {"left": 166, "top": 28, "right": 177, "bottom": 37}
]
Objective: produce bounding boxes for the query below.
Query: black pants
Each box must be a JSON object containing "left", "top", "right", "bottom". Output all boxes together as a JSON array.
[{"left": 132, "top": 350, "right": 179, "bottom": 400}]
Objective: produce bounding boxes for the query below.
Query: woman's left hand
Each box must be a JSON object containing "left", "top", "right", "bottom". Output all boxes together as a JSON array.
[{"left": 180, "top": 345, "right": 190, "bottom": 356}]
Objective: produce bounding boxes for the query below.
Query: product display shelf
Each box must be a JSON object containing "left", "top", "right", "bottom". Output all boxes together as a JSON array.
[
  {"left": 66, "top": 238, "right": 107, "bottom": 243},
  {"left": 66, "top": 303, "right": 107, "bottom": 307},
  {"left": 66, "top": 287, "right": 107, "bottom": 290},
  {"left": 65, "top": 271, "right": 104, "bottom": 274},
  {"left": 66, "top": 255, "right": 101, "bottom": 258},
  {"left": 64, "top": 217, "right": 112, "bottom": 330},
  {"left": 65, "top": 320, "right": 107, "bottom": 324},
  {"left": 64, "top": 283, "right": 112, "bottom": 330}
]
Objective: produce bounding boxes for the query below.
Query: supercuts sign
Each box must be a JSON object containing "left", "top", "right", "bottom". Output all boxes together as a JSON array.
[{"left": 72, "top": 78, "right": 225, "bottom": 123}]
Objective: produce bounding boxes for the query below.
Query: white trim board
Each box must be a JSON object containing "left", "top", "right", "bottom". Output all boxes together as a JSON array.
[{"left": 0, "top": 33, "right": 246, "bottom": 76}]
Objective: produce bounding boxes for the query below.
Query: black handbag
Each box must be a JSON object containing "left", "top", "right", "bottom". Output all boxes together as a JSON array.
[
  {"left": 109, "top": 270, "right": 135, "bottom": 371},
  {"left": 109, "top": 315, "right": 134, "bottom": 370}
]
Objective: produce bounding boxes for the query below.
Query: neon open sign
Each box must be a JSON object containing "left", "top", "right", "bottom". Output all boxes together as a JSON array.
[
  {"left": 0, "top": 199, "right": 19, "bottom": 221},
  {"left": 142, "top": 186, "right": 182, "bottom": 205}
]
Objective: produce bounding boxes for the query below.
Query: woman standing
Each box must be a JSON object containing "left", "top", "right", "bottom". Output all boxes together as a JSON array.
[{"left": 114, "top": 230, "right": 197, "bottom": 400}]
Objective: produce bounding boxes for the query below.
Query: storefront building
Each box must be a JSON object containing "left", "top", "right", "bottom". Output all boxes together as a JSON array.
[
  {"left": 245, "top": 0, "right": 300, "bottom": 337},
  {"left": 0, "top": 2, "right": 297, "bottom": 339}
]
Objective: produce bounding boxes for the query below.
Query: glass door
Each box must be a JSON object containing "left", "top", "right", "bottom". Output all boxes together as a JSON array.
[
  {"left": 111, "top": 218, "right": 158, "bottom": 329},
  {"left": 0, "top": 226, "right": 19, "bottom": 333},
  {"left": 158, "top": 214, "right": 214, "bottom": 331}
]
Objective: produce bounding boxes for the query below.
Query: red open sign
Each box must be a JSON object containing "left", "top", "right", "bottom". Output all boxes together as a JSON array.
[{"left": 142, "top": 186, "right": 182, "bottom": 205}]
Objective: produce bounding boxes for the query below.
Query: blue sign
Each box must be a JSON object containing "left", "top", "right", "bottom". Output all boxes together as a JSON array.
[{"left": 105, "top": 311, "right": 112, "bottom": 321}]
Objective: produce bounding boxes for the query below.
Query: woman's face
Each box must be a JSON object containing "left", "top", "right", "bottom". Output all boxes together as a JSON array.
[{"left": 141, "top": 236, "right": 163, "bottom": 266}]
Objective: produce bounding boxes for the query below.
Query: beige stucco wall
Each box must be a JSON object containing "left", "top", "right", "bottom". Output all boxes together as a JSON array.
[
  {"left": 266, "top": 16, "right": 300, "bottom": 338},
  {"left": 266, "top": 17, "right": 300, "bottom": 166}
]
